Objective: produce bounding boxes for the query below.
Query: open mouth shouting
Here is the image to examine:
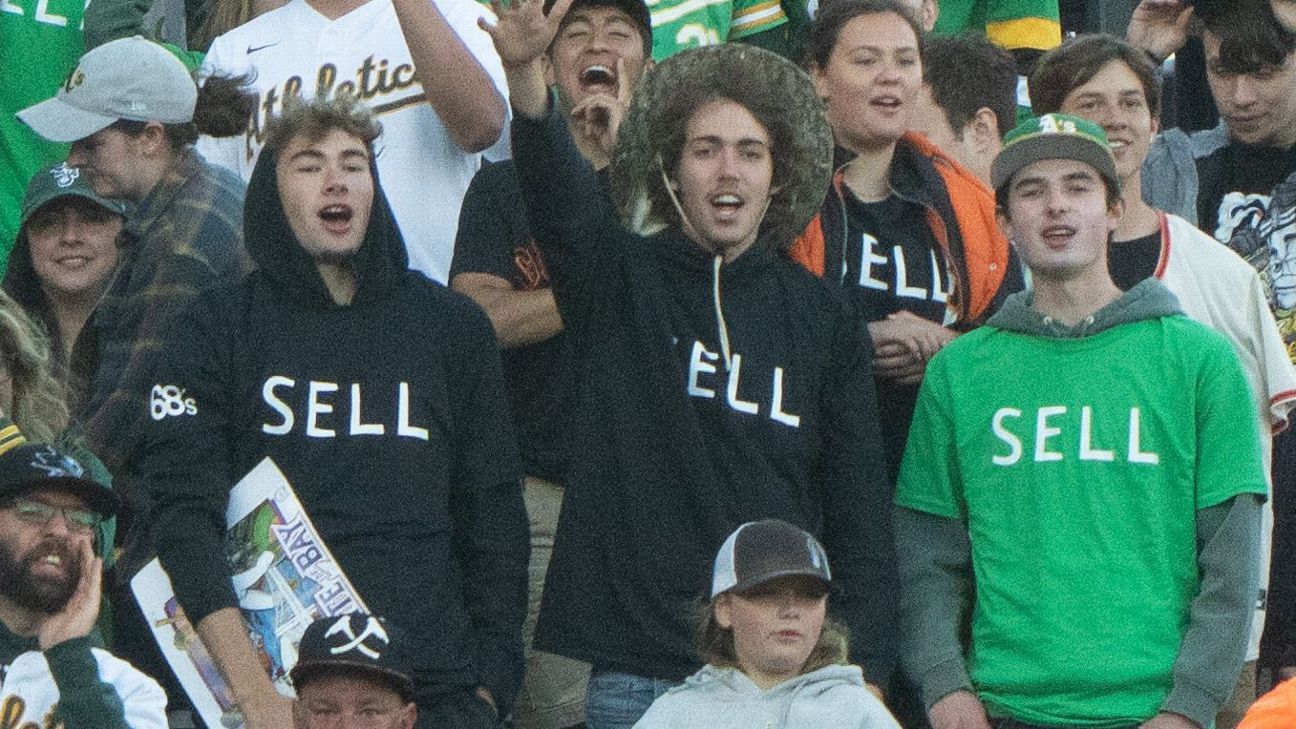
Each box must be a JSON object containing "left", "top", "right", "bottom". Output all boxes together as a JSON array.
[
  {"left": 580, "top": 64, "right": 618, "bottom": 93},
  {"left": 709, "top": 192, "right": 747, "bottom": 224},
  {"left": 318, "top": 204, "right": 355, "bottom": 236}
]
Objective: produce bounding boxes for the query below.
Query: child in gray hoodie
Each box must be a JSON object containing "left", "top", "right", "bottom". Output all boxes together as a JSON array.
[{"left": 633, "top": 520, "right": 901, "bottom": 729}]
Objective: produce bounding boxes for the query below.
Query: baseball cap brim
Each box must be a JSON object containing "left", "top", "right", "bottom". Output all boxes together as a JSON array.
[
  {"left": 290, "top": 660, "right": 415, "bottom": 702},
  {"left": 991, "top": 133, "right": 1119, "bottom": 193},
  {"left": 730, "top": 568, "right": 831, "bottom": 595},
  {"left": 17, "top": 96, "right": 119, "bottom": 144},
  {"left": 21, "top": 187, "right": 128, "bottom": 227},
  {"left": 12, "top": 475, "right": 120, "bottom": 516}
]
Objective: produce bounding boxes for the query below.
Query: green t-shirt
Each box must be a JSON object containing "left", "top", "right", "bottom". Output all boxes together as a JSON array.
[
  {"left": 896, "top": 315, "right": 1266, "bottom": 726},
  {"left": 647, "top": 0, "right": 786, "bottom": 60},
  {"left": 0, "top": 0, "right": 87, "bottom": 274}
]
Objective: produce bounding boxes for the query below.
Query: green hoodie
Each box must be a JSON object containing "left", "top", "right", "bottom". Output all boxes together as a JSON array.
[{"left": 895, "top": 279, "right": 1265, "bottom": 728}]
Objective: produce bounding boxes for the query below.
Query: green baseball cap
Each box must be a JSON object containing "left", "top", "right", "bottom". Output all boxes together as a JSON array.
[
  {"left": 991, "top": 113, "right": 1120, "bottom": 194},
  {"left": 20, "top": 162, "right": 128, "bottom": 227}
]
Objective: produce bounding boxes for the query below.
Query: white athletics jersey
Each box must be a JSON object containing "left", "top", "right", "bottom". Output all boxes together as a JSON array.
[
  {"left": 0, "top": 645, "right": 168, "bottom": 728},
  {"left": 197, "top": 0, "right": 509, "bottom": 283}
]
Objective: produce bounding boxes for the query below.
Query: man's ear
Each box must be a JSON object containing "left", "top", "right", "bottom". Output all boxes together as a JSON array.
[
  {"left": 967, "top": 107, "right": 1001, "bottom": 156},
  {"left": 1107, "top": 195, "right": 1126, "bottom": 230},
  {"left": 713, "top": 595, "right": 733, "bottom": 629},
  {"left": 996, "top": 206, "right": 1014, "bottom": 243},
  {"left": 138, "top": 122, "right": 169, "bottom": 157},
  {"left": 921, "top": 0, "right": 939, "bottom": 32},
  {"left": 400, "top": 701, "right": 417, "bottom": 729},
  {"left": 810, "top": 63, "right": 829, "bottom": 102}
]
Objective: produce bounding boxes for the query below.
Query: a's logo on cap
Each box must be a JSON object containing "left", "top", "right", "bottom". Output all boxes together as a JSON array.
[
  {"left": 51, "top": 163, "right": 79, "bottom": 189},
  {"left": 62, "top": 69, "right": 85, "bottom": 94},
  {"left": 1037, "top": 114, "right": 1080, "bottom": 136},
  {"left": 29, "top": 445, "right": 85, "bottom": 479},
  {"left": 324, "top": 615, "right": 389, "bottom": 659}
]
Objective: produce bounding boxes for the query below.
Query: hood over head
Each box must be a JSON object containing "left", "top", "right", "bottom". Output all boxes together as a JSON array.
[
  {"left": 987, "top": 277, "right": 1183, "bottom": 338},
  {"left": 611, "top": 44, "right": 832, "bottom": 251},
  {"left": 243, "top": 142, "right": 408, "bottom": 307}
]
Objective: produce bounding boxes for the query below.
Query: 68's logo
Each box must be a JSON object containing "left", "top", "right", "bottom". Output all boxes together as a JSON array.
[{"left": 151, "top": 384, "right": 197, "bottom": 420}]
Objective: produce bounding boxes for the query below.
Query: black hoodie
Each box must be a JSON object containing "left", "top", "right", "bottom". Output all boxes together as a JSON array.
[
  {"left": 515, "top": 108, "right": 898, "bottom": 686},
  {"left": 141, "top": 144, "right": 528, "bottom": 707}
]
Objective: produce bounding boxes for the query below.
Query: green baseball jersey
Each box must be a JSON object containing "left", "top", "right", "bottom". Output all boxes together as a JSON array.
[
  {"left": 1, "top": 0, "right": 86, "bottom": 274},
  {"left": 932, "top": 0, "right": 1061, "bottom": 52},
  {"left": 897, "top": 315, "right": 1265, "bottom": 726},
  {"left": 647, "top": 0, "right": 786, "bottom": 60}
]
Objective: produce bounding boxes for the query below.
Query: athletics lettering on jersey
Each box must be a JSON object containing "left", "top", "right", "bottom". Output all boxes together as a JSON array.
[
  {"left": 990, "top": 405, "right": 1160, "bottom": 466},
  {"left": 685, "top": 341, "right": 801, "bottom": 427},
  {"left": 244, "top": 56, "right": 420, "bottom": 161},
  {"left": 260, "top": 376, "right": 430, "bottom": 441}
]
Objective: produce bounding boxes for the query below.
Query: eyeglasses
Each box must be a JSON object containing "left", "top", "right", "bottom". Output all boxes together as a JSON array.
[{"left": 4, "top": 498, "right": 102, "bottom": 533}]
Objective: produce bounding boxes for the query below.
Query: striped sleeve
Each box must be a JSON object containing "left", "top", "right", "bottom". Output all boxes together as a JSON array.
[{"left": 729, "top": 0, "right": 786, "bottom": 39}]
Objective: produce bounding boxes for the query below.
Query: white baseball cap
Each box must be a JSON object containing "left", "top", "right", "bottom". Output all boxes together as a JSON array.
[{"left": 17, "top": 36, "right": 197, "bottom": 143}]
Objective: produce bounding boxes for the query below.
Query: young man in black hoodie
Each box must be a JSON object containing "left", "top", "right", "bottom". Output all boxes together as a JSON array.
[
  {"left": 482, "top": 4, "right": 897, "bottom": 728},
  {"left": 141, "top": 96, "right": 529, "bottom": 729}
]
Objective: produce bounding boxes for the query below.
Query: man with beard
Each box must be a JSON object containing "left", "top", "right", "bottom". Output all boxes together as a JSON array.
[{"left": 0, "top": 435, "right": 167, "bottom": 728}]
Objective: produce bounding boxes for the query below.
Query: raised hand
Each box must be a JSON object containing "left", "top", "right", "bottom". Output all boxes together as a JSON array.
[
  {"left": 38, "top": 538, "right": 101, "bottom": 651},
  {"left": 1127, "top": 0, "right": 1194, "bottom": 63},
  {"left": 480, "top": 0, "right": 575, "bottom": 70},
  {"left": 570, "top": 58, "right": 633, "bottom": 161}
]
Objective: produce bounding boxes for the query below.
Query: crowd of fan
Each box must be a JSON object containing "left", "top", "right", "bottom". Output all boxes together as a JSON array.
[{"left": 3, "top": 0, "right": 1296, "bottom": 727}]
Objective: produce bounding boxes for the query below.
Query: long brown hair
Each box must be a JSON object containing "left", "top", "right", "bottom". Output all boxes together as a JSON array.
[
  {"left": 694, "top": 598, "right": 850, "bottom": 676},
  {"left": 0, "top": 291, "right": 69, "bottom": 442}
]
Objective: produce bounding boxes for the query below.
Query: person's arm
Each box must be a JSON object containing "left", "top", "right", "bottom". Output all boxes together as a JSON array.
[
  {"left": 81, "top": 180, "right": 247, "bottom": 472},
  {"left": 453, "top": 274, "right": 564, "bottom": 347},
  {"left": 82, "top": 0, "right": 153, "bottom": 49},
  {"left": 449, "top": 163, "right": 564, "bottom": 348},
  {"left": 392, "top": 0, "right": 506, "bottom": 152},
  {"left": 481, "top": 0, "right": 624, "bottom": 313},
  {"left": 1127, "top": 0, "right": 1194, "bottom": 64},
  {"left": 1154, "top": 496, "right": 1262, "bottom": 728},
  {"left": 448, "top": 305, "right": 529, "bottom": 710},
  {"left": 39, "top": 540, "right": 168, "bottom": 729},
  {"left": 143, "top": 294, "right": 292, "bottom": 729},
  {"left": 817, "top": 307, "right": 898, "bottom": 689},
  {"left": 1154, "top": 335, "right": 1270, "bottom": 728}
]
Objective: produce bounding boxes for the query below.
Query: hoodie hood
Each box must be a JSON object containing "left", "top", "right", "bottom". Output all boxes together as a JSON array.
[
  {"left": 679, "top": 663, "right": 866, "bottom": 696},
  {"left": 611, "top": 44, "right": 832, "bottom": 252},
  {"left": 987, "top": 277, "right": 1184, "bottom": 338},
  {"left": 243, "top": 142, "right": 408, "bottom": 307}
]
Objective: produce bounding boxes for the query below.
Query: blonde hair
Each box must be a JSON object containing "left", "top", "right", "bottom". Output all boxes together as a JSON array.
[
  {"left": 694, "top": 597, "right": 850, "bottom": 676},
  {"left": 0, "top": 291, "right": 69, "bottom": 442}
]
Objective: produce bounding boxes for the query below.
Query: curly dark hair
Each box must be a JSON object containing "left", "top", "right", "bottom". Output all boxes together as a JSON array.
[{"left": 611, "top": 44, "right": 832, "bottom": 249}]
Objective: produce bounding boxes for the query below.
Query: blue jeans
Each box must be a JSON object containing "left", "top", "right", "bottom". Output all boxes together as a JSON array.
[{"left": 584, "top": 670, "right": 679, "bottom": 729}]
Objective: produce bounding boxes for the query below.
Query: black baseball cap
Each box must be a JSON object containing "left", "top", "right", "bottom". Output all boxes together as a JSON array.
[
  {"left": 0, "top": 430, "right": 118, "bottom": 516},
  {"left": 711, "top": 520, "right": 832, "bottom": 598},
  {"left": 290, "top": 613, "right": 415, "bottom": 702},
  {"left": 545, "top": 0, "right": 653, "bottom": 53}
]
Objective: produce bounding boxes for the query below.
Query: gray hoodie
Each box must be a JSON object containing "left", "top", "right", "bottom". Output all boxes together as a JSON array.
[{"left": 632, "top": 664, "right": 900, "bottom": 729}]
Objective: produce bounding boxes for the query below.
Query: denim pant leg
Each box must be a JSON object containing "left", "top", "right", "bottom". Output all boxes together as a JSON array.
[{"left": 584, "top": 670, "right": 679, "bottom": 729}]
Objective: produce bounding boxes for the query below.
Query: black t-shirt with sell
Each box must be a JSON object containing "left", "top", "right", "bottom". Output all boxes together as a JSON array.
[
  {"left": 842, "top": 190, "right": 949, "bottom": 478},
  {"left": 451, "top": 160, "right": 572, "bottom": 482}
]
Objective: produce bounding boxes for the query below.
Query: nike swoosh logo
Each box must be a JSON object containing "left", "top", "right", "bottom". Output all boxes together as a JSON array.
[{"left": 247, "top": 42, "right": 280, "bottom": 53}]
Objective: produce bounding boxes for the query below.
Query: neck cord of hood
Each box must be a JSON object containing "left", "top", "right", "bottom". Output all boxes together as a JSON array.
[{"left": 659, "top": 163, "right": 741, "bottom": 373}]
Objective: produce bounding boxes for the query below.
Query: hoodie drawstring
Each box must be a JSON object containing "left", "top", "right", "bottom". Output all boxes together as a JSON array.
[{"left": 713, "top": 255, "right": 734, "bottom": 372}]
